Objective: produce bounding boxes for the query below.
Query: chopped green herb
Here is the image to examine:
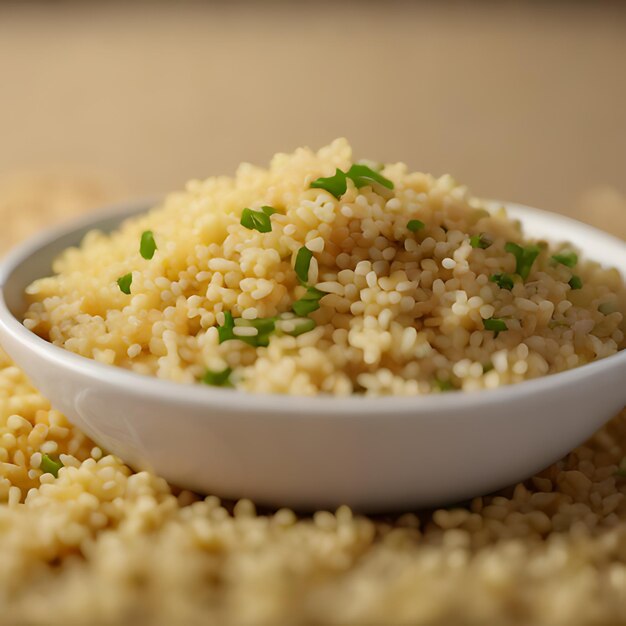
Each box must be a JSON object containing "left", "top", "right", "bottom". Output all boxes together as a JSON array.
[
  {"left": 489, "top": 273, "right": 515, "bottom": 290},
  {"left": 294, "top": 246, "right": 314, "bottom": 284},
  {"left": 202, "top": 367, "right": 233, "bottom": 387},
  {"left": 569, "top": 275, "right": 583, "bottom": 290},
  {"left": 482, "top": 362, "right": 494, "bottom": 374},
  {"left": 40, "top": 454, "right": 63, "bottom": 478},
  {"left": 140, "top": 230, "right": 157, "bottom": 260},
  {"left": 117, "top": 273, "right": 132, "bottom": 294},
  {"left": 407, "top": 219, "right": 425, "bottom": 233},
  {"left": 470, "top": 233, "right": 493, "bottom": 249},
  {"left": 218, "top": 311, "right": 276, "bottom": 348},
  {"left": 292, "top": 300, "right": 319, "bottom": 317},
  {"left": 217, "top": 311, "right": 235, "bottom": 343},
  {"left": 483, "top": 317, "right": 508, "bottom": 336},
  {"left": 292, "top": 286, "right": 325, "bottom": 316},
  {"left": 310, "top": 164, "right": 393, "bottom": 198},
  {"left": 240, "top": 207, "right": 273, "bottom": 233},
  {"left": 261, "top": 205, "right": 278, "bottom": 216},
  {"left": 551, "top": 251, "right": 578, "bottom": 268},
  {"left": 434, "top": 378, "right": 455, "bottom": 392},
  {"left": 345, "top": 164, "right": 394, "bottom": 190},
  {"left": 310, "top": 168, "right": 348, "bottom": 199},
  {"left": 505, "top": 242, "right": 540, "bottom": 280},
  {"left": 616, "top": 459, "right": 626, "bottom": 477},
  {"left": 236, "top": 316, "right": 277, "bottom": 335},
  {"left": 278, "top": 317, "right": 316, "bottom": 337}
]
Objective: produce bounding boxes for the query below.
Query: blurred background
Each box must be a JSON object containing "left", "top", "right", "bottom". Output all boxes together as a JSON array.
[{"left": 0, "top": 0, "right": 624, "bottom": 241}]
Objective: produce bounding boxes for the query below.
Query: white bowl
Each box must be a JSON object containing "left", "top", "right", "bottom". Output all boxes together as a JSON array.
[{"left": 0, "top": 200, "right": 624, "bottom": 512}]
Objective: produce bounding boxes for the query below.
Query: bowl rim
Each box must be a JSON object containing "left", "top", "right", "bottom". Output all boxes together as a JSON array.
[{"left": 0, "top": 198, "right": 624, "bottom": 417}]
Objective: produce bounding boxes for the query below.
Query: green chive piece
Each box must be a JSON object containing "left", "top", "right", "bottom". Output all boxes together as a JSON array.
[
  {"left": 489, "top": 273, "right": 515, "bottom": 290},
  {"left": 261, "top": 205, "right": 278, "bottom": 216},
  {"left": 241, "top": 207, "right": 272, "bottom": 233},
  {"left": 218, "top": 312, "right": 277, "bottom": 348},
  {"left": 40, "top": 454, "right": 63, "bottom": 478},
  {"left": 407, "top": 219, "right": 425, "bottom": 233},
  {"left": 483, "top": 317, "right": 508, "bottom": 336},
  {"left": 117, "top": 273, "right": 132, "bottom": 295},
  {"left": 470, "top": 233, "right": 493, "bottom": 249},
  {"left": 434, "top": 378, "right": 455, "bottom": 392},
  {"left": 235, "top": 316, "right": 277, "bottom": 336},
  {"left": 310, "top": 168, "right": 348, "bottom": 199},
  {"left": 202, "top": 367, "right": 233, "bottom": 387},
  {"left": 482, "top": 362, "right": 494, "bottom": 374},
  {"left": 292, "top": 286, "right": 325, "bottom": 316},
  {"left": 310, "top": 164, "right": 393, "bottom": 198},
  {"left": 505, "top": 242, "right": 540, "bottom": 280},
  {"left": 292, "top": 300, "right": 319, "bottom": 316},
  {"left": 294, "top": 246, "right": 314, "bottom": 284},
  {"left": 345, "top": 164, "right": 394, "bottom": 190},
  {"left": 140, "top": 230, "right": 157, "bottom": 260},
  {"left": 279, "top": 317, "right": 316, "bottom": 337},
  {"left": 569, "top": 275, "right": 583, "bottom": 290},
  {"left": 551, "top": 251, "right": 578, "bottom": 268},
  {"left": 217, "top": 311, "right": 236, "bottom": 343}
]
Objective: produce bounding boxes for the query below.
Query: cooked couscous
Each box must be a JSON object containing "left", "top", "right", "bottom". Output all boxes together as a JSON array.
[
  {"left": 3, "top": 170, "right": 626, "bottom": 625},
  {"left": 22, "top": 140, "right": 626, "bottom": 395}
]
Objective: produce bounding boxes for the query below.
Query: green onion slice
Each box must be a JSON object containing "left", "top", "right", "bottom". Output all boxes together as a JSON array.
[
  {"left": 277, "top": 316, "right": 316, "bottom": 337},
  {"left": 217, "top": 311, "right": 236, "bottom": 343},
  {"left": 140, "top": 230, "right": 157, "bottom": 260},
  {"left": 240, "top": 207, "right": 273, "bottom": 233},
  {"left": 505, "top": 242, "right": 540, "bottom": 280},
  {"left": 117, "top": 273, "right": 132, "bottom": 294},
  {"left": 310, "top": 164, "right": 393, "bottom": 198},
  {"left": 294, "top": 246, "right": 314, "bottom": 284},
  {"left": 489, "top": 273, "right": 515, "bottom": 290},
  {"left": 218, "top": 312, "right": 276, "bottom": 348},
  {"left": 483, "top": 317, "right": 508, "bottom": 336},
  {"left": 551, "top": 251, "right": 578, "bottom": 268},
  {"left": 470, "top": 233, "right": 493, "bottom": 249},
  {"left": 310, "top": 168, "right": 348, "bottom": 199},
  {"left": 292, "top": 286, "right": 325, "bottom": 316},
  {"left": 40, "top": 454, "right": 63, "bottom": 478},
  {"left": 407, "top": 219, "right": 425, "bottom": 233},
  {"left": 345, "top": 164, "right": 394, "bottom": 190},
  {"left": 261, "top": 205, "right": 278, "bottom": 216},
  {"left": 569, "top": 275, "right": 582, "bottom": 290},
  {"left": 202, "top": 367, "right": 233, "bottom": 387}
]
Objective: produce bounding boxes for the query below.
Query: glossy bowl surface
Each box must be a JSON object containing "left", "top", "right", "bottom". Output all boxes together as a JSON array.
[{"left": 0, "top": 200, "right": 624, "bottom": 511}]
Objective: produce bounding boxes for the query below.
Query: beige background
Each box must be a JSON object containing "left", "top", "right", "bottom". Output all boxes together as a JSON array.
[{"left": 0, "top": 1, "right": 625, "bottom": 234}]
